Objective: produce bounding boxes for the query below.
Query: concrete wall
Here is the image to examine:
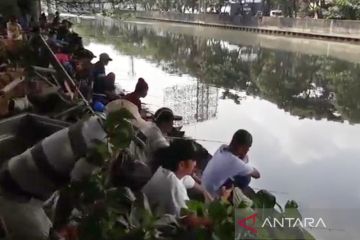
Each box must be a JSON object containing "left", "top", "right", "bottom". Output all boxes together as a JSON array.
[{"left": 136, "top": 12, "right": 360, "bottom": 38}]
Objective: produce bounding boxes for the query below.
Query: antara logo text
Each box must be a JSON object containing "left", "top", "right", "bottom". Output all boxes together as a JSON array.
[{"left": 238, "top": 213, "right": 327, "bottom": 234}]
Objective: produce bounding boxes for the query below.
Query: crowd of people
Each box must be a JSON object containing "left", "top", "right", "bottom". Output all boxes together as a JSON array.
[{"left": 0, "top": 12, "right": 261, "bottom": 240}]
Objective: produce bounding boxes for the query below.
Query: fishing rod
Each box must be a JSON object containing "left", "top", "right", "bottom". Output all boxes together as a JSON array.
[
  {"left": 40, "top": 35, "right": 96, "bottom": 116},
  {"left": 168, "top": 136, "right": 227, "bottom": 144}
]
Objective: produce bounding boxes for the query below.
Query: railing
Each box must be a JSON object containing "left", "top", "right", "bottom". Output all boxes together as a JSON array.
[{"left": 38, "top": 35, "right": 95, "bottom": 114}]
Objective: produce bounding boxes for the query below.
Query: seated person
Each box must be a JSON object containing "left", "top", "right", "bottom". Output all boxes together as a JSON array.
[
  {"left": 72, "top": 51, "right": 96, "bottom": 99},
  {"left": 52, "top": 11, "right": 60, "bottom": 28},
  {"left": 123, "top": 78, "right": 148, "bottom": 114},
  {"left": 142, "top": 139, "right": 198, "bottom": 217},
  {"left": 47, "top": 30, "right": 59, "bottom": 49},
  {"left": 93, "top": 72, "right": 119, "bottom": 104},
  {"left": 39, "top": 13, "right": 47, "bottom": 30},
  {"left": 93, "top": 53, "right": 112, "bottom": 80},
  {"left": 6, "top": 16, "right": 23, "bottom": 40},
  {"left": 143, "top": 139, "right": 230, "bottom": 228},
  {"left": 54, "top": 48, "right": 76, "bottom": 78},
  {"left": 57, "top": 20, "right": 72, "bottom": 41},
  {"left": 109, "top": 149, "right": 152, "bottom": 191},
  {"left": 201, "top": 129, "right": 260, "bottom": 197},
  {"left": 55, "top": 49, "right": 71, "bottom": 65},
  {"left": 129, "top": 107, "right": 174, "bottom": 166},
  {"left": 142, "top": 140, "right": 211, "bottom": 224}
]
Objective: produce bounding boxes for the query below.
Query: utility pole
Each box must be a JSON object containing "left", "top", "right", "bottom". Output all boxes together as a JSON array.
[{"left": 30, "top": 0, "right": 41, "bottom": 21}]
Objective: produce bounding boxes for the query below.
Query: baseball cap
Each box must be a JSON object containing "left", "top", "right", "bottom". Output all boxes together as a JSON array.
[
  {"left": 154, "top": 107, "right": 182, "bottom": 122},
  {"left": 99, "top": 53, "right": 112, "bottom": 61},
  {"left": 154, "top": 107, "right": 174, "bottom": 122}
]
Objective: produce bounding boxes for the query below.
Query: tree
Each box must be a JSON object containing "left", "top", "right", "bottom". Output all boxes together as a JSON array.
[{"left": 328, "top": 0, "right": 360, "bottom": 19}]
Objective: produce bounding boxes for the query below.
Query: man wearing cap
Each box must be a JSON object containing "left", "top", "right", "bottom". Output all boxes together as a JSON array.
[
  {"left": 93, "top": 53, "right": 112, "bottom": 80},
  {"left": 92, "top": 53, "right": 117, "bottom": 104},
  {"left": 130, "top": 107, "right": 174, "bottom": 165}
]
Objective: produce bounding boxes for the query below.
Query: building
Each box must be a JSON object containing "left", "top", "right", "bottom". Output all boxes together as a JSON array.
[{"left": 229, "top": 0, "right": 265, "bottom": 16}]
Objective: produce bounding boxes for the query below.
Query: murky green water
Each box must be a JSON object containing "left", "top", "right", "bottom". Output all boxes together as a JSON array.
[{"left": 75, "top": 17, "right": 360, "bottom": 238}]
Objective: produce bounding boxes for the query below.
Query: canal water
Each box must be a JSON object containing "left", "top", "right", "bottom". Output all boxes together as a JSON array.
[{"left": 75, "top": 17, "right": 360, "bottom": 239}]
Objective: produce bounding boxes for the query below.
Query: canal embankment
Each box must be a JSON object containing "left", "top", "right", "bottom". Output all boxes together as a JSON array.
[{"left": 135, "top": 11, "right": 360, "bottom": 43}]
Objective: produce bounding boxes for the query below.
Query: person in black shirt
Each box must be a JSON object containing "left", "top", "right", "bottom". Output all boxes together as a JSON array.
[
  {"left": 93, "top": 72, "right": 118, "bottom": 104},
  {"left": 92, "top": 53, "right": 112, "bottom": 79},
  {"left": 52, "top": 11, "right": 60, "bottom": 27}
]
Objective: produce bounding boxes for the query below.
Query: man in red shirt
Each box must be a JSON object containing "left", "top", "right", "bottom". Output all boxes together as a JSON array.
[{"left": 124, "top": 78, "right": 148, "bottom": 113}]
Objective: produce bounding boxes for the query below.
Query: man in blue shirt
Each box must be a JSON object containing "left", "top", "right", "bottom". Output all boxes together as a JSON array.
[
  {"left": 92, "top": 53, "right": 115, "bottom": 104},
  {"left": 93, "top": 53, "right": 112, "bottom": 80}
]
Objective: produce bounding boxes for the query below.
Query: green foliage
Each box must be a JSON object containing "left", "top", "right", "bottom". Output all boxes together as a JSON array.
[
  {"left": 185, "top": 190, "right": 315, "bottom": 240},
  {"left": 327, "top": 0, "right": 360, "bottom": 19},
  {"left": 105, "top": 108, "right": 134, "bottom": 150},
  {"left": 49, "top": 0, "right": 360, "bottom": 19},
  {"left": 76, "top": 185, "right": 184, "bottom": 240}
]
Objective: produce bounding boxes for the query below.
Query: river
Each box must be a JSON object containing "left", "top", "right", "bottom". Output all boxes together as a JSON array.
[{"left": 74, "top": 17, "right": 360, "bottom": 239}]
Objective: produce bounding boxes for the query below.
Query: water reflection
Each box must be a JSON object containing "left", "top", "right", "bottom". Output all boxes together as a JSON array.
[
  {"left": 164, "top": 83, "right": 219, "bottom": 124},
  {"left": 76, "top": 18, "right": 360, "bottom": 124},
  {"left": 75, "top": 18, "right": 360, "bottom": 238}
]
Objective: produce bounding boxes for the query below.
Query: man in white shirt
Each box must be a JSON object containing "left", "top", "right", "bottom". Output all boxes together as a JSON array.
[
  {"left": 142, "top": 139, "right": 214, "bottom": 220},
  {"left": 142, "top": 139, "right": 197, "bottom": 217},
  {"left": 201, "top": 129, "right": 260, "bottom": 197}
]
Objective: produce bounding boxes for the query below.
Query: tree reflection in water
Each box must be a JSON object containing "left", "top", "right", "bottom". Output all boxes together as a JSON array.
[{"left": 76, "top": 18, "right": 360, "bottom": 124}]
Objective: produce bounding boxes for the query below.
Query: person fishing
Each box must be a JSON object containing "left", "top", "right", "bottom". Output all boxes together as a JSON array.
[
  {"left": 92, "top": 52, "right": 112, "bottom": 80},
  {"left": 123, "top": 77, "right": 148, "bottom": 114},
  {"left": 142, "top": 139, "right": 229, "bottom": 226},
  {"left": 201, "top": 129, "right": 260, "bottom": 197},
  {"left": 92, "top": 72, "right": 119, "bottom": 107},
  {"left": 39, "top": 13, "right": 47, "bottom": 30},
  {"left": 52, "top": 11, "right": 60, "bottom": 28},
  {"left": 92, "top": 53, "right": 116, "bottom": 106},
  {"left": 129, "top": 107, "right": 174, "bottom": 165}
]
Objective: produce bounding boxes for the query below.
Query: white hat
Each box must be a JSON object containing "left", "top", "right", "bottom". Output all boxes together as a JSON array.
[{"left": 106, "top": 99, "right": 148, "bottom": 129}]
